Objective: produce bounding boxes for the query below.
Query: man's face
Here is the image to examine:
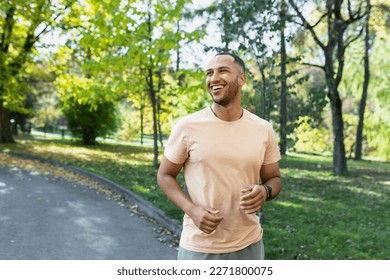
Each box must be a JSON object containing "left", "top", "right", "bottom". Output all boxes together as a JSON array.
[{"left": 205, "top": 55, "right": 245, "bottom": 106}]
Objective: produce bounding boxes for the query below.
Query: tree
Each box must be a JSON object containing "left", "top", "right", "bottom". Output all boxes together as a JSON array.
[
  {"left": 279, "top": 0, "right": 288, "bottom": 155},
  {"left": 203, "top": 0, "right": 307, "bottom": 154},
  {"left": 127, "top": 0, "right": 187, "bottom": 166},
  {"left": 56, "top": 73, "right": 120, "bottom": 145},
  {"left": 47, "top": 0, "right": 204, "bottom": 164},
  {"left": 355, "top": 0, "right": 371, "bottom": 160},
  {"left": 52, "top": 0, "right": 125, "bottom": 145},
  {"left": 0, "top": 0, "right": 77, "bottom": 143},
  {"left": 288, "top": 0, "right": 367, "bottom": 174}
]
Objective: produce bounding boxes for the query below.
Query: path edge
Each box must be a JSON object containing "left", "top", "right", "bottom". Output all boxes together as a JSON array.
[{"left": 3, "top": 150, "right": 183, "bottom": 237}]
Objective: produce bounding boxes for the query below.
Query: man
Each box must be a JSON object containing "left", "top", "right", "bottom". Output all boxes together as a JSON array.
[{"left": 157, "top": 53, "right": 282, "bottom": 260}]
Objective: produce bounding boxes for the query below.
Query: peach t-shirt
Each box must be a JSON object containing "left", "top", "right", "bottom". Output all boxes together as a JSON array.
[{"left": 164, "top": 107, "right": 281, "bottom": 253}]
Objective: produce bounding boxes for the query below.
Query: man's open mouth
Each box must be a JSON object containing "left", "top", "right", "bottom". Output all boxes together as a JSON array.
[{"left": 211, "top": 85, "right": 225, "bottom": 91}]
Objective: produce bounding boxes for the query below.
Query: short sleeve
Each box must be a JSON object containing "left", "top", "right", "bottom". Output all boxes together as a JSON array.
[
  {"left": 164, "top": 118, "right": 189, "bottom": 164},
  {"left": 263, "top": 123, "right": 281, "bottom": 165}
]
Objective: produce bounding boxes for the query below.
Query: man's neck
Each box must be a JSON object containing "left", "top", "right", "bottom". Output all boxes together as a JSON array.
[{"left": 211, "top": 103, "right": 244, "bottom": 121}]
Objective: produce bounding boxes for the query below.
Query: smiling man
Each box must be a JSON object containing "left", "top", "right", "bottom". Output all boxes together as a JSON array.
[{"left": 157, "top": 53, "right": 282, "bottom": 260}]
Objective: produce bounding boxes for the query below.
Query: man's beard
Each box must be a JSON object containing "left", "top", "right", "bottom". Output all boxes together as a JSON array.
[{"left": 210, "top": 79, "right": 240, "bottom": 106}]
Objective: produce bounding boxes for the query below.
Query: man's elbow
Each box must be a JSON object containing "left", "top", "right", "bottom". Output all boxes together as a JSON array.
[{"left": 156, "top": 169, "right": 166, "bottom": 188}]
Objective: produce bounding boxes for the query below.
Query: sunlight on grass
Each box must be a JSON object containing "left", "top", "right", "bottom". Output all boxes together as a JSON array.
[
  {"left": 282, "top": 168, "right": 334, "bottom": 181},
  {"left": 274, "top": 201, "right": 302, "bottom": 209},
  {"left": 133, "top": 185, "right": 150, "bottom": 194},
  {"left": 380, "top": 180, "right": 390, "bottom": 186},
  {"left": 285, "top": 151, "right": 332, "bottom": 163},
  {"left": 298, "top": 196, "right": 323, "bottom": 203},
  {"left": 14, "top": 139, "right": 154, "bottom": 166},
  {"left": 344, "top": 185, "right": 382, "bottom": 197}
]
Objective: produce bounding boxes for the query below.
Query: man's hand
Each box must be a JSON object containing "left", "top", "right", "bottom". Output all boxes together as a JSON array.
[
  {"left": 240, "top": 185, "right": 267, "bottom": 214},
  {"left": 189, "top": 206, "right": 224, "bottom": 234}
]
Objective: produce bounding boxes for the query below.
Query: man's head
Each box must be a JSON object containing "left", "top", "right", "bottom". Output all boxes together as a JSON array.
[
  {"left": 215, "top": 52, "right": 246, "bottom": 75},
  {"left": 206, "top": 53, "right": 246, "bottom": 106}
]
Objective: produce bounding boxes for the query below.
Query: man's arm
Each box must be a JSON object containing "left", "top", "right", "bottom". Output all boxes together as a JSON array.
[
  {"left": 260, "top": 162, "right": 282, "bottom": 200},
  {"left": 240, "top": 162, "right": 282, "bottom": 214},
  {"left": 157, "top": 155, "right": 223, "bottom": 234}
]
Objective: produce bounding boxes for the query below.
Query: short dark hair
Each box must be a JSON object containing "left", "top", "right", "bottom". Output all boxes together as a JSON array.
[{"left": 215, "top": 52, "right": 245, "bottom": 74}]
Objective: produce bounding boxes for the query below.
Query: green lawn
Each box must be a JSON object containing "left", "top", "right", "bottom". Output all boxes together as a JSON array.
[{"left": 1, "top": 137, "right": 389, "bottom": 260}]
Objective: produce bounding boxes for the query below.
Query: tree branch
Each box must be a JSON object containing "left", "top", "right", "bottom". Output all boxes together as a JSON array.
[
  {"left": 1, "top": 5, "right": 16, "bottom": 53},
  {"left": 301, "top": 62, "right": 325, "bottom": 71},
  {"left": 344, "top": 24, "right": 365, "bottom": 49},
  {"left": 312, "top": 11, "right": 329, "bottom": 28},
  {"left": 9, "top": 1, "right": 74, "bottom": 74},
  {"left": 347, "top": 0, "right": 353, "bottom": 18},
  {"left": 346, "top": 1, "right": 366, "bottom": 24},
  {"left": 291, "top": 19, "right": 305, "bottom": 27},
  {"left": 288, "top": 0, "right": 326, "bottom": 50},
  {"left": 334, "top": 0, "right": 344, "bottom": 21},
  {"left": 35, "top": 0, "right": 75, "bottom": 40}
]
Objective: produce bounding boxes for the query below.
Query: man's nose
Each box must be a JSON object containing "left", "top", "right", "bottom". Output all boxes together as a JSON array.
[{"left": 210, "top": 72, "right": 220, "bottom": 82}]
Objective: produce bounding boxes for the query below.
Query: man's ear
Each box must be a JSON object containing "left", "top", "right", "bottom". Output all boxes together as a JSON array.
[{"left": 238, "top": 74, "right": 246, "bottom": 86}]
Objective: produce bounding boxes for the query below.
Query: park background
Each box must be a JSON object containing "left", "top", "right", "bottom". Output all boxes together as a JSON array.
[{"left": 0, "top": 0, "right": 389, "bottom": 259}]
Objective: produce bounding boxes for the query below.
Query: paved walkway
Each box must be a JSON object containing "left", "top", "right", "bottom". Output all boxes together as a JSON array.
[{"left": 0, "top": 166, "right": 177, "bottom": 260}]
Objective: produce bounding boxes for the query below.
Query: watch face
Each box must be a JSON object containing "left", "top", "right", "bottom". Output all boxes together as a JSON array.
[{"left": 265, "top": 184, "right": 272, "bottom": 200}]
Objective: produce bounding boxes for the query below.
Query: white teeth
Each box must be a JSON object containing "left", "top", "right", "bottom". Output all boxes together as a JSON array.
[{"left": 212, "top": 85, "right": 224, "bottom": 90}]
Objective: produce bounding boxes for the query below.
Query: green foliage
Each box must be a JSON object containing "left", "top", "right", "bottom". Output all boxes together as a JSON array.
[
  {"left": 63, "top": 99, "right": 118, "bottom": 145},
  {"left": 339, "top": 32, "right": 390, "bottom": 160},
  {"left": 30, "top": 102, "right": 60, "bottom": 131},
  {"left": 56, "top": 74, "right": 119, "bottom": 144},
  {"left": 292, "top": 116, "right": 331, "bottom": 153},
  {"left": 57, "top": 0, "right": 205, "bottom": 164},
  {"left": 116, "top": 104, "right": 142, "bottom": 142},
  {"left": 2, "top": 0, "right": 389, "bottom": 162},
  {"left": 298, "top": 68, "right": 328, "bottom": 125},
  {"left": 159, "top": 69, "right": 209, "bottom": 129},
  {"left": 365, "top": 113, "right": 390, "bottom": 160},
  {"left": 343, "top": 113, "right": 359, "bottom": 158},
  {"left": 0, "top": 0, "right": 79, "bottom": 100}
]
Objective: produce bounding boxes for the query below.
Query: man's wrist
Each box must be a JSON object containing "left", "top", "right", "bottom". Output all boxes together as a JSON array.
[{"left": 262, "top": 184, "right": 273, "bottom": 201}]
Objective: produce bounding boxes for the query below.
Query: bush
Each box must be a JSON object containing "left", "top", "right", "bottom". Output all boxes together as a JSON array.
[
  {"left": 292, "top": 116, "right": 331, "bottom": 153},
  {"left": 57, "top": 74, "right": 119, "bottom": 145},
  {"left": 62, "top": 98, "right": 119, "bottom": 145}
]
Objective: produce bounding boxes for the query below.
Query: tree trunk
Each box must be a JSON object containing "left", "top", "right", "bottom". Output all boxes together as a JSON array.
[
  {"left": 145, "top": 8, "right": 159, "bottom": 167},
  {"left": 279, "top": 0, "right": 288, "bottom": 155},
  {"left": 150, "top": 91, "right": 159, "bottom": 167},
  {"left": 355, "top": 0, "right": 371, "bottom": 160},
  {"left": 325, "top": 52, "right": 347, "bottom": 174},
  {"left": 157, "top": 97, "right": 163, "bottom": 148},
  {"left": 329, "top": 92, "right": 347, "bottom": 174},
  {"left": 260, "top": 67, "right": 267, "bottom": 119},
  {"left": 140, "top": 103, "right": 144, "bottom": 145},
  {"left": 176, "top": 20, "right": 181, "bottom": 73},
  {"left": 148, "top": 68, "right": 159, "bottom": 167},
  {"left": 82, "top": 127, "right": 96, "bottom": 145},
  {"left": 0, "top": 5, "right": 16, "bottom": 144},
  {"left": 0, "top": 101, "right": 15, "bottom": 143}
]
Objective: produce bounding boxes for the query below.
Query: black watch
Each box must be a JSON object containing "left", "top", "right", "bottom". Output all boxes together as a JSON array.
[{"left": 264, "top": 184, "right": 273, "bottom": 201}]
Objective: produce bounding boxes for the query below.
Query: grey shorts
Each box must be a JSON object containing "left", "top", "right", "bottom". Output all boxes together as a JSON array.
[{"left": 177, "top": 239, "right": 265, "bottom": 260}]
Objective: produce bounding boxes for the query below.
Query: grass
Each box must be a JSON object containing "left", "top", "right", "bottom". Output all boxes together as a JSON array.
[
  {"left": 265, "top": 153, "right": 389, "bottom": 259},
  {"left": 1, "top": 136, "right": 389, "bottom": 260}
]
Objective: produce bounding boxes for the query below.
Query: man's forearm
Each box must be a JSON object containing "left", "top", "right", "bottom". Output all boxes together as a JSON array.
[
  {"left": 157, "top": 174, "right": 195, "bottom": 214},
  {"left": 263, "top": 176, "right": 282, "bottom": 200}
]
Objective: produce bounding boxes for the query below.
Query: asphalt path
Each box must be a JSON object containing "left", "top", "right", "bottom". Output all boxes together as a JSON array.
[{"left": 0, "top": 165, "right": 177, "bottom": 260}]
